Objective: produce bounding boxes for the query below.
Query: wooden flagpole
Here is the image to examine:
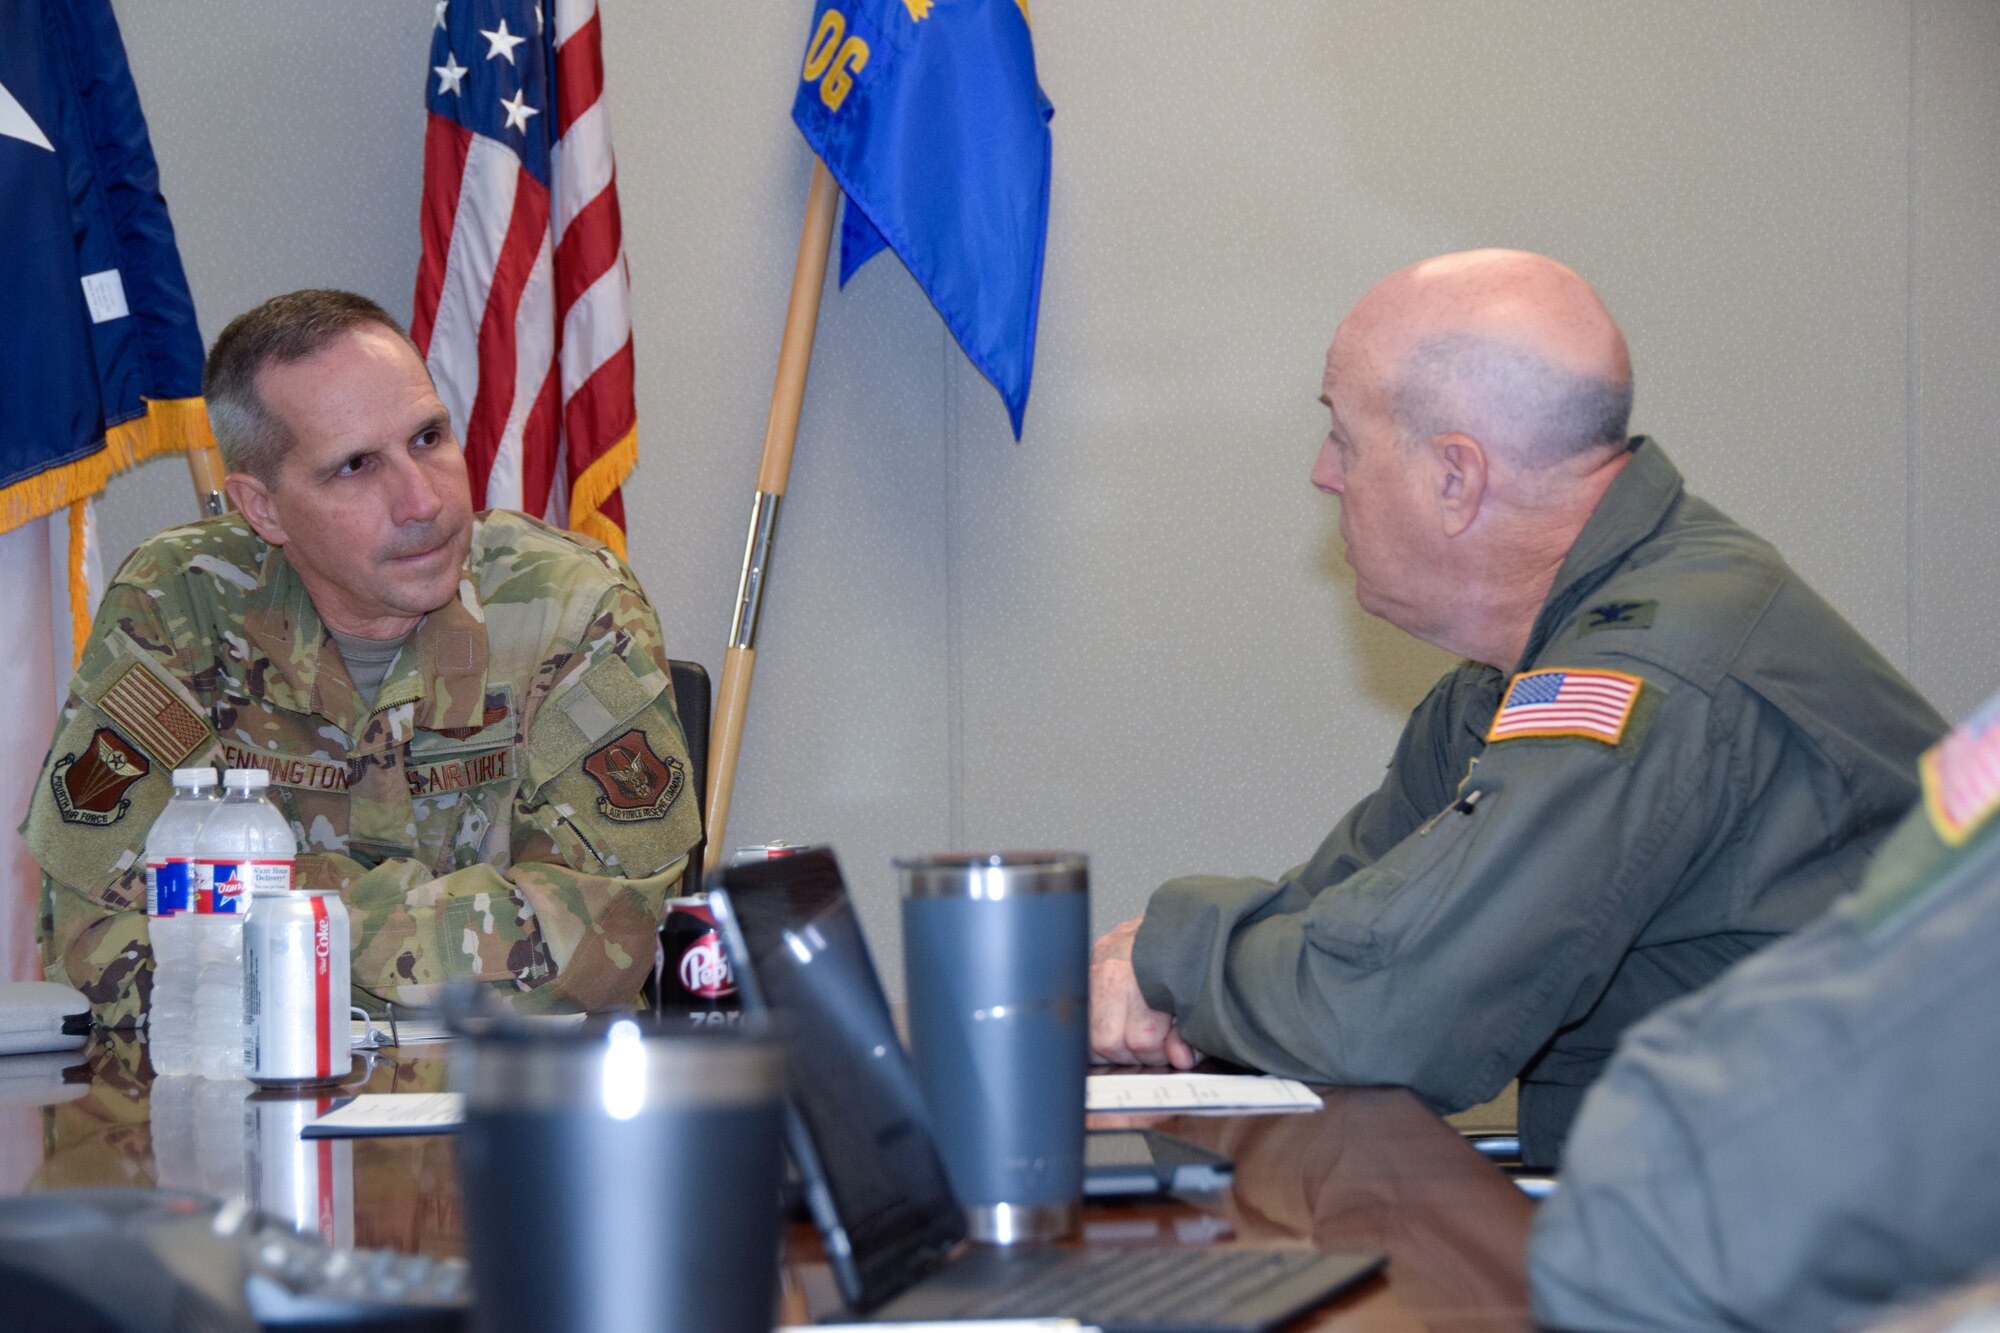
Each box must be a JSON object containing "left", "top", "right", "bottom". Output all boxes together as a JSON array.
[
  {"left": 186, "top": 445, "right": 229, "bottom": 517},
  {"left": 706, "top": 159, "right": 841, "bottom": 856}
]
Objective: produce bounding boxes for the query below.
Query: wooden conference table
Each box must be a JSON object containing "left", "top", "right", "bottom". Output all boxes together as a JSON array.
[{"left": 0, "top": 1033, "right": 1536, "bottom": 1330}]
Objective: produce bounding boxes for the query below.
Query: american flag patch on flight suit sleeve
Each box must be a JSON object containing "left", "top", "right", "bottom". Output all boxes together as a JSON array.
[{"left": 1487, "top": 668, "right": 1644, "bottom": 746}]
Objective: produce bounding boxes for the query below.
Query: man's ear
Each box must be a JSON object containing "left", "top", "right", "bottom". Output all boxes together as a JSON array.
[
  {"left": 224, "top": 472, "right": 289, "bottom": 547},
  {"left": 1433, "top": 433, "right": 1488, "bottom": 538}
]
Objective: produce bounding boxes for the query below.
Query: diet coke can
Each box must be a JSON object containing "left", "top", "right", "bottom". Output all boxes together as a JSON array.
[
  {"left": 730, "top": 840, "right": 805, "bottom": 865},
  {"left": 660, "top": 897, "right": 740, "bottom": 1029},
  {"left": 246, "top": 1087, "right": 355, "bottom": 1248},
  {"left": 244, "top": 890, "right": 353, "bottom": 1085}
]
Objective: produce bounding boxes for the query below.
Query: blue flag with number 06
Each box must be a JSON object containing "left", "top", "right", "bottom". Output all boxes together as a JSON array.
[{"left": 791, "top": 0, "right": 1053, "bottom": 439}]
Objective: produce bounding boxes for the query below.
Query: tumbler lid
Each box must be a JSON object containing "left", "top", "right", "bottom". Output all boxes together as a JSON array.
[
  {"left": 895, "top": 851, "right": 1087, "bottom": 900},
  {"left": 457, "top": 1019, "right": 783, "bottom": 1115}
]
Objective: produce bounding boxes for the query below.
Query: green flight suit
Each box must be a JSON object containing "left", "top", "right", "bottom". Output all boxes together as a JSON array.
[
  {"left": 26, "top": 511, "right": 701, "bottom": 1028},
  {"left": 1530, "top": 699, "right": 2000, "bottom": 1330},
  {"left": 1132, "top": 439, "right": 1944, "bottom": 1166}
]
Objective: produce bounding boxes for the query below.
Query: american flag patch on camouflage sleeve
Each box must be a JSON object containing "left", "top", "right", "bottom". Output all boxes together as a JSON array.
[
  {"left": 1920, "top": 693, "right": 2000, "bottom": 846},
  {"left": 97, "top": 660, "right": 210, "bottom": 768},
  {"left": 1487, "top": 668, "right": 1644, "bottom": 746}
]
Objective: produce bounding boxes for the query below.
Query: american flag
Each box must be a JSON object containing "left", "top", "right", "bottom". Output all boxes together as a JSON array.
[
  {"left": 1921, "top": 697, "right": 2000, "bottom": 845},
  {"left": 412, "top": 0, "right": 634, "bottom": 557},
  {"left": 1487, "top": 668, "right": 1643, "bottom": 745}
]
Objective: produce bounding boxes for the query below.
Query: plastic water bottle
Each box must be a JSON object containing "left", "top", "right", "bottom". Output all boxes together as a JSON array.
[
  {"left": 148, "top": 915, "right": 199, "bottom": 1076},
  {"left": 146, "top": 768, "right": 220, "bottom": 1076},
  {"left": 192, "top": 769, "right": 296, "bottom": 1078},
  {"left": 195, "top": 768, "right": 295, "bottom": 914},
  {"left": 146, "top": 767, "right": 220, "bottom": 915},
  {"left": 192, "top": 914, "right": 249, "bottom": 1079},
  {"left": 150, "top": 1073, "right": 249, "bottom": 1205}
]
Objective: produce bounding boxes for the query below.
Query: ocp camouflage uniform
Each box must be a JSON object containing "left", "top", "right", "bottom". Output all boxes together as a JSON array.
[{"left": 25, "top": 511, "right": 700, "bottom": 1028}]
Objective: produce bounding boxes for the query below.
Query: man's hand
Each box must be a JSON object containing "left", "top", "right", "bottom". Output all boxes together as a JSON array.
[{"left": 1089, "top": 915, "right": 1201, "bottom": 1069}]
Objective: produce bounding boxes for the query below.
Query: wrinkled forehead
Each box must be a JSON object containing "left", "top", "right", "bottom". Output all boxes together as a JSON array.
[
  {"left": 266, "top": 329, "right": 443, "bottom": 440},
  {"left": 1321, "top": 316, "right": 1394, "bottom": 410}
]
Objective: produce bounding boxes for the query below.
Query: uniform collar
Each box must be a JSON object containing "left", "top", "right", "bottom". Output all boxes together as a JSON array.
[
  {"left": 1514, "top": 437, "right": 1684, "bottom": 670},
  {"left": 240, "top": 527, "right": 489, "bottom": 739}
]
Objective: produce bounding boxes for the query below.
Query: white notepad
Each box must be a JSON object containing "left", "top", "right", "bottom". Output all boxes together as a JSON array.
[
  {"left": 1085, "top": 1073, "right": 1321, "bottom": 1115},
  {"left": 301, "top": 1091, "right": 465, "bottom": 1138}
]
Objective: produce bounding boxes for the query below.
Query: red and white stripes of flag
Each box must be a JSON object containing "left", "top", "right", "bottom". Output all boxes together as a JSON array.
[{"left": 413, "top": 0, "right": 636, "bottom": 558}]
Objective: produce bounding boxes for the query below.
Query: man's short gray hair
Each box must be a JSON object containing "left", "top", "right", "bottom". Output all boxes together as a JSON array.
[
  {"left": 202, "top": 290, "right": 419, "bottom": 484},
  {"left": 1391, "top": 333, "right": 1633, "bottom": 466}
]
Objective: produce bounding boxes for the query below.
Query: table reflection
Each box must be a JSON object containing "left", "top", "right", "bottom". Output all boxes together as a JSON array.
[
  {"left": 9, "top": 1032, "right": 463, "bottom": 1259},
  {"left": 1, "top": 1037, "right": 1535, "bottom": 1330}
]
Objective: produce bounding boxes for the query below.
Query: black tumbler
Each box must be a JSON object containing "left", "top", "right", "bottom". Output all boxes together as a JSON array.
[{"left": 455, "top": 1019, "right": 785, "bottom": 1333}]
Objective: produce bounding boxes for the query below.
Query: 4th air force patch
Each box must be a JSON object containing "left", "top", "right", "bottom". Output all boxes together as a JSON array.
[
  {"left": 26, "top": 511, "right": 700, "bottom": 1028},
  {"left": 49, "top": 728, "right": 151, "bottom": 827}
]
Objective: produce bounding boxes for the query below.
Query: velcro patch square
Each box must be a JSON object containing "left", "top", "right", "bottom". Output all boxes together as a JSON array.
[
  {"left": 1487, "top": 668, "right": 1643, "bottom": 746},
  {"left": 98, "top": 661, "right": 209, "bottom": 768},
  {"left": 1921, "top": 695, "right": 2000, "bottom": 846}
]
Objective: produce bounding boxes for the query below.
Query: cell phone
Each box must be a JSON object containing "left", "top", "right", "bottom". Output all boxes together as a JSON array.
[{"left": 1084, "top": 1128, "right": 1234, "bottom": 1197}]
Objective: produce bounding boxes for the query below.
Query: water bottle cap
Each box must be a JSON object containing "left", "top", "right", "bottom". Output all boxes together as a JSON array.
[
  {"left": 223, "top": 768, "right": 272, "bottom": 790},
  {"left": 171, "top": 767, "right": 218, "bottom": 788}
]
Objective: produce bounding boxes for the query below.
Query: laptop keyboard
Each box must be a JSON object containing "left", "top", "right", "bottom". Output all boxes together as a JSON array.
[{"left": 951, "top": 1246, "right": 1344, "bottom": 1326}]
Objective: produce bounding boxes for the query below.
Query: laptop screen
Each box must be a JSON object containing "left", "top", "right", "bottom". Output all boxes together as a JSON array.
[{"left": 710, "top": 849, "right": 964, "bottom": 1309}]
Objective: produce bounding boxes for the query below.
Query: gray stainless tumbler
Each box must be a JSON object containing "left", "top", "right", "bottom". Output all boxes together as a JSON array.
[
  {"left": 898, "top": 852, "right": 1088, "bottom": 1244},
  {"left": 455, "top": 1020, "right": 785, "bottom": 1333}
]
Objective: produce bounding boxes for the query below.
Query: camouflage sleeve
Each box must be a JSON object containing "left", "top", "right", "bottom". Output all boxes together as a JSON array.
[
  {"left": 27, "top": 582, "right": 217, "bottom": 1029},
  {"left": 306, "top": 571, "right": 699, "bottom": 1015},
  {"left": 40, "top": 868, "right": 151, "bottom": 1030}
]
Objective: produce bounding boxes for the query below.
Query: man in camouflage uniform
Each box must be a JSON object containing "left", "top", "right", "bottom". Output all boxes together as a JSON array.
[{"left": 24, "top": 290, "right": 699, "bottom": 1027}]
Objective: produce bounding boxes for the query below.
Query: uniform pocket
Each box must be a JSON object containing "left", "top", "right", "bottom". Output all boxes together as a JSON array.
[
  {"left": 408, "top": 710, "right": 520, "bottom": 876},
  {"left": 1304, "top": 790, "right": 1490, "bottom": 969},
  {"left": 519, "top": 655, "right": 698, "bottom": 877}
]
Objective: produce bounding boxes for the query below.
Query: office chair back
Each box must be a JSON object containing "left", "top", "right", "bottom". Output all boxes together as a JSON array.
[{"left": 641, "top": 659, "right": 710, "bottom": 1012}]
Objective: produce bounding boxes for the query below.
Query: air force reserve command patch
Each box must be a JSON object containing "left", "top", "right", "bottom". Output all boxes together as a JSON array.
[
  {"left": 1920, "top": 693, "right": 2000, "bottom": 846},
  {"left": 1487, "top": 668, "right": 1644, "bottom": 746},
  {"left": 51, "top": 727, "right": 151, "bottom": 826},
  {"left": 583, "top": 728, "right": 685, "bottom": 822}
]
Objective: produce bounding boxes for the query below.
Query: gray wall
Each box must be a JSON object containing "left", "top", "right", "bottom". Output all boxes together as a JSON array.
[{"left": 103, "top": 1, "right": 2000, "bottom": 999}]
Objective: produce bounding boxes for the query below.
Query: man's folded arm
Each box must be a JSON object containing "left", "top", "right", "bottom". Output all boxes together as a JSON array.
[
  {"left": 298, "top": 844, "right": 686, "bottom": 1014},
  {"left": 1133, "top": 671, "right": 1725, "bottom": 1112},
  {"left": 316, "top": 578, "right": 702, "bottom": 1014}
]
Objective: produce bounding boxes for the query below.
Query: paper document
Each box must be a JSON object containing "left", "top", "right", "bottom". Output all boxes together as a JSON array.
[
  {"left": 301, "top": 1092, "right": 465, "bottom": 1139},
  {"left": 1086, "top": 1073, "right": 1321, "bottom": 1114},
  {"left": 349, "top": 1017, "right": 455, "bottom": 1047},
  {"left": 349, "top": 1011, "right": 586, "bottom": 1048}
]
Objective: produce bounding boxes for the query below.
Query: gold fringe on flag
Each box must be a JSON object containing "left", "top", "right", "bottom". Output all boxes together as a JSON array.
[
  {"left": 567, "top": 419, "right": 637, "bottom": 561},
  {"left": 66, "top": 498, "right": 92, "bottom": 669},
  {"left": 0, "top": 397, "right": 217, "bottom": 667},
  {"left": 0, "top": 396, "right": 216, "bottom": 534}
]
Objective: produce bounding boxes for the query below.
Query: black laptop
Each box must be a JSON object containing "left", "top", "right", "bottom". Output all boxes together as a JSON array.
[{"left": 708, "top": 848, "right": 1384, "bottom": 1333}]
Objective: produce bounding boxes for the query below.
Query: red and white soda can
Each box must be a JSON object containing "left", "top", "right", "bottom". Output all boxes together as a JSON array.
[
  {"left": 247, "top": 1087, "right": 355, "bottom": 1248},
  {"left": 244, "top": 889, "right": 352, "bottom": 1085},
  {"left": 729, "top": 840, "right": 806, "bottom": 865}
]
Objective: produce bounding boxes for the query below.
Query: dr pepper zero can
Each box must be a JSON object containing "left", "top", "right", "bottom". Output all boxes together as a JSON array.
[{"left": 659, "top": 897, "right": 740, "bottom": 1028}]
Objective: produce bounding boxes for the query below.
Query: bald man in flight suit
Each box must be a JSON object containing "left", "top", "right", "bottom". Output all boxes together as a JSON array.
[{"left": 1089, "top": 250, "right": 1944, "bottom": 1167}]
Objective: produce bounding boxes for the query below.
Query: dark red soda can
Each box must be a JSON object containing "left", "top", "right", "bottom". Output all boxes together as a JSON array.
[{"left": 660, "top": 897, "right": 740, "bottom": 1029}]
